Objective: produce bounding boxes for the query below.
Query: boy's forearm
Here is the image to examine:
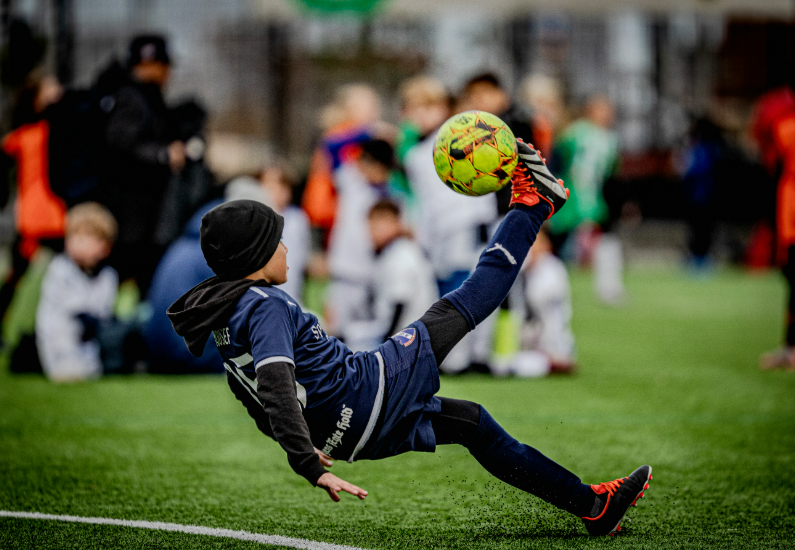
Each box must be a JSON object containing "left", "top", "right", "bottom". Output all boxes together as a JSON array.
[{"left": 256, "top": 362, "right": 327, "bottom": 485}]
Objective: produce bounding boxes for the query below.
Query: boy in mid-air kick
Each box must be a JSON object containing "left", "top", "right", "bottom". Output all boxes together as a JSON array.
[{"left": 168, "top": 141, "right": 651, "bottom": 536}]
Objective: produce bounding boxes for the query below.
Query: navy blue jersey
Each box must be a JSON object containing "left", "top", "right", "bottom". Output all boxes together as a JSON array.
[{"left": 214, "top": 285, "right": 384, "bottom": 462}]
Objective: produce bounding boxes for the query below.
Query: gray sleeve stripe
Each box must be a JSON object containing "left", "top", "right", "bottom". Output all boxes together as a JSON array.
[
  {"left": 229, "top": 353, "right": 254, "bottom": 370},
  {"left": 249, "top": 287, "right": 269, "bottom": 299},
  {"left": 255, "top": 356, "right": 295, "bottom": 370}
]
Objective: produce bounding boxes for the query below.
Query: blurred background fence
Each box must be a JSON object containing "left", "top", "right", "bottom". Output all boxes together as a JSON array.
[{"left": 4, "top": 0, "right": 794, "bottom": 159}]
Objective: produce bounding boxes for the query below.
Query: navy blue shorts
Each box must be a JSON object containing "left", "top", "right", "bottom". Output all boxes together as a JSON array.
[{"left": 355, "top": 320, "right": 441, "bottom": 461}]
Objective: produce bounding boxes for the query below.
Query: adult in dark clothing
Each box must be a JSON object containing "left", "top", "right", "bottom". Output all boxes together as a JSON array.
[
  {"left": 105, "top": 35, "right": 186, "bottom": 295},
  {"left": 461, "top": 73, "right": 536, "bottom": 216},
  {"left": 153, "top": 100, "right": 217, "bottom": 248}
]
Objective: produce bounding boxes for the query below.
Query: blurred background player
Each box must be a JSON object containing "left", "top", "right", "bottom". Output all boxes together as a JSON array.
[
  {"left": 460, "top": 72, "right": 536, "bottom": 217},
  {"left": 678, "top": 117, "right": 726, "bottom": 272},
  {"left": 260, "top": 165, "right": 310, "bottom": 305},
  {"left": 402, "top": 80, "right": 498, "bottom": 373},
  {"left": 105, "top": 35, "right": 186, "bottom": 297},
  {"left": 394, "top": 76, "right": 453, "bottom": 221},
  {"left": 496, "top": 226, "right": 575, "bottom": 377},
  {"left": 326, "top": 138, "right": 396, "bottom": 346},
  {"left": 0, "top": 75, "right": 66, "bottom": 325},
  {"left": 36, "top": 203, "right": 118, "bottom": 382},
  {"left": 519, "top": 74, "right": 567, "bottom": 160},
  {"left": 458, "top": 72, "right": 541, "bottom": 372},
  {"left": 754, "top": 85, "right": 795, "bottom": 370},
  {"left": 345, "top": 199, "right": 438, "bottom": 351},
  {"left": 302, "top": 84, "right": 388, "bottom": 239},
  {"left": 548, "top": 94, "right": 624, "bottom": 305}
]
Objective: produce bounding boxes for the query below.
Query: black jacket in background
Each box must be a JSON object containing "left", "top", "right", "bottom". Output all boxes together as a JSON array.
[{"left": 105, "top": 79, "right": 174, "bottom": 245}]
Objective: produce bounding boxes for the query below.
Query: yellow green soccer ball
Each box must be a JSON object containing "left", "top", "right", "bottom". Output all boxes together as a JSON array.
[{"left": 433, "top": 110, "right": 518, "bottom": 196}]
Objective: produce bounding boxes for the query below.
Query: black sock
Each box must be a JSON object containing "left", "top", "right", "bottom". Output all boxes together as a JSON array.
[{"left": 468, "top": 407, "right": 597, "bottom": 517}]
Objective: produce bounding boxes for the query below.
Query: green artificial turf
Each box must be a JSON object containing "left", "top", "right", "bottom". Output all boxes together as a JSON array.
[{"left": 1, "top": 268, "right": 793, "bottom": 549}]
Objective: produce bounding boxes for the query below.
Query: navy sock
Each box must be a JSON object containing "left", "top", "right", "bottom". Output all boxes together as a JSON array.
[
  {"left": 468, "top": 406, "right": 595, "bottom": 517},
  {"left": 445, "top": 203, "right": 550, "bottom": 329}
]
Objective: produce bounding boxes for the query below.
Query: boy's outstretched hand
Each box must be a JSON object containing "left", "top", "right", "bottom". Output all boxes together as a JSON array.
[{"left": 317, "top": 472, "right": 368, "bottom": 502}]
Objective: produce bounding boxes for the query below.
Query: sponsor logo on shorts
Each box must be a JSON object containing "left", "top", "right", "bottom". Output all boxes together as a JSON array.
[{"left": 391, "top": 327, "right": 416, "bottom": 347}]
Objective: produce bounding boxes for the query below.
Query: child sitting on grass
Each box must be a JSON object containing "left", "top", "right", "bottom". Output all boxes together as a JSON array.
[
  {"left": 344, "top": 199, "right": 438, "bottom": 351},
  {"left": 509, "top": 225, "right": 577, "bottom": 377},
  {"left": 168, "top": 140, "right": 651, "bottom": 536},
  {"left": 36, "top": 203, "right": 118, "bottom": 382}
]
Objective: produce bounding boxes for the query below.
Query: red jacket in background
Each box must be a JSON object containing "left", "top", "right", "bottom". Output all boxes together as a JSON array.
[{"left": 2, "top": 120, "right": 67, "bottom": 258}]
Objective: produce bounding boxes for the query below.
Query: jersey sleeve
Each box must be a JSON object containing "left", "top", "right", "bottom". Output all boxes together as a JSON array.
[{"left": 248, "top": 296, "right": 296, "bottom": 368}]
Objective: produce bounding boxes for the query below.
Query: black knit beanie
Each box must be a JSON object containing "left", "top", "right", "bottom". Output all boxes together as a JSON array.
[{"left": 200, "top": 200, "right": 284, "bottom": 280}]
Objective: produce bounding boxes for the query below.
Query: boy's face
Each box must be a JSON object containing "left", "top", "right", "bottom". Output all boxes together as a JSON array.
[
  {"left": 357, "top": 157, "right": 389, "bottom": 185},
  {"left": 35, "top": 76, "right": 63, "bottom": 114},
  {"left": 260, "top": 168, "right": 292, "bottom": 212},
  {"left": 463, "top": 83, "right": 510, "bottom": 115},
  {"left": 368, "top": 213, "right": 401, "bottom": 251},
  {"left": 586, "top": 97, "right": 615, "bottom": 129},
  {"left": 262, "top": 241, "right": 289, "bottom": 285},
  {"left": 403, "top": 101, "right": 449, "bottom": 135},
  {"left": 132, "top": 60, "right": 171, "bottom": 89},
  {"left": 65, "top": 231, "right": 112, "bottom": 272}
]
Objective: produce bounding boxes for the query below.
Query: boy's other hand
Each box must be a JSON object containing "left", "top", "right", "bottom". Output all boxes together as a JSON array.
[
  {"left": 314, "top": 447, "right": 334, "bottom": 467},
  {"left": 317, "top": 472, "right": 367, "bottom": 502}
]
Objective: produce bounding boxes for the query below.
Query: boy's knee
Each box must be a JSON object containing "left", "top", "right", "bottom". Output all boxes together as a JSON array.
[
  {"left": 439, "top": 397, "right": 481, "bottom": 426},
  {"left": 469, "top": 406, "right": 515, "bottom": 455}
]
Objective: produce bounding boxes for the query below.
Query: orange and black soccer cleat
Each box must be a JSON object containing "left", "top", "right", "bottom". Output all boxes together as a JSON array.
[
  {"left": 581, "top": 465, "right": 652, "bottom": 536},
  {"left": 509, "top": 139, "right": 569, "bottom": 217}
]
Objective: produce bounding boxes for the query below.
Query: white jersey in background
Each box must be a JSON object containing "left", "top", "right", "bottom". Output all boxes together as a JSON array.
[
  {"left": 326, "top": 163, "right": 386, "bottom": 339},
  {"left": 36, "top": 254, "right": 118, "bottom": 382},
  {"left": 404, "top": 134, "right": 497, "bottom": 280},
  {"left": 345, "top": 236, "right": 439, "bottom": 352},
  {"left": 522, "top": 253, "right": 575, "bottom": 365},
  {"left": 278, "top": 205, "right": 310, "bottom": 305}
]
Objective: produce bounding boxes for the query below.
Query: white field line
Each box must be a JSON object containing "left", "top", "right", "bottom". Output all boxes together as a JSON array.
[{"left": 0, "top": 510, "right": 368, "bottom": 550}]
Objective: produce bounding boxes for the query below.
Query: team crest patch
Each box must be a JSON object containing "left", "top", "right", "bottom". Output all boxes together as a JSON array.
[{"left": 391, "top": 327, "right": 417, "bottom": 347}]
